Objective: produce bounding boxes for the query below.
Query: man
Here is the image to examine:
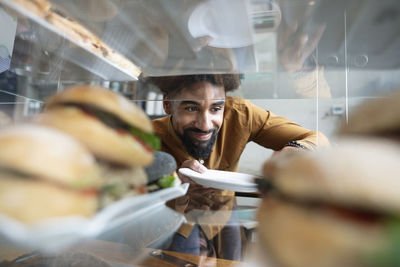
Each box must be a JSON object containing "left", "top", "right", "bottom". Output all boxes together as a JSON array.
[{"left": 146, "top": 73, "right": 329, "bottom": 260}]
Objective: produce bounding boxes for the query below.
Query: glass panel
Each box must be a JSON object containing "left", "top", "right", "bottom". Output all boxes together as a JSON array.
[{"left": 1, "top": 0, "right": 400, "bottom": 266}]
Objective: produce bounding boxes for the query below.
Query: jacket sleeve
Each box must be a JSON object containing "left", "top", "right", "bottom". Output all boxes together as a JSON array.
[{"left": 248, "top": 101, "right": 330, "bottom": 150}]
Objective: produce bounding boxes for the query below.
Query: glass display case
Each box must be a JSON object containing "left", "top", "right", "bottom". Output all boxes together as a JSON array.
[{"left": 1, "top": 0, "right": 400, "bottom": 266}]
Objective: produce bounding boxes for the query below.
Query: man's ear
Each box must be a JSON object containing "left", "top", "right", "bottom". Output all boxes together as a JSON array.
[{"left": 163, "top": 95, "right": 172, "bottom": 114}]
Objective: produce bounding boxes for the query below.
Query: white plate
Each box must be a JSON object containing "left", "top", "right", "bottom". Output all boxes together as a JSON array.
[
  {"left": 0, "top": 184, "right": 189, "bottom": 253},
  {"left": 179, "top": 168, "right": 259, "bottom": 192},
  {"left": 187, "top": 0, "right": 254, "bottom": 48}
]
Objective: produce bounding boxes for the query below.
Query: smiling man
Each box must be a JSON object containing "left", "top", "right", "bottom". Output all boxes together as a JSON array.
[
  {"left": 146, "top": 73, "right": 329, "bottom": 260},
  {"left": 149, "top": 74, "right": 328, "bottom": 173}
]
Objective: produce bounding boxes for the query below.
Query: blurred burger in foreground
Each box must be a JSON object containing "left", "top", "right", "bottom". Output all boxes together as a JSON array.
[
  {"left": 33, "top": 85, "right": 160, "bottom": 207},
  {"left": 338, "top": 90, "right": 400, "bottom": 139},
  {"left": 257, "top": 138, "right": 400, "bottom": 267},
  {"left": 38, "top": 84, "right": 158, "bottom": 166},
  {"left": 0, "top": 124, "right": 102, "bottom": 224}
]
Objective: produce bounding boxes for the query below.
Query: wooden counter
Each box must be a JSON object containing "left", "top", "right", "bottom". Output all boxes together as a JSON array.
[{"left": 0, "top": 238, "right": 241, "bottom": 266}]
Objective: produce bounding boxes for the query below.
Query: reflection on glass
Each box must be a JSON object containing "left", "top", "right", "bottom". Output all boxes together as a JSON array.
[{"left": 0, "top": 0, "right": 400, "bottom": 266}]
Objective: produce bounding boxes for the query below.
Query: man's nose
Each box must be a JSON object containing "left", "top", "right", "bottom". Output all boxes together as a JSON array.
[{"left": 196, "top": 112, "right": 213, "bottom": 131}]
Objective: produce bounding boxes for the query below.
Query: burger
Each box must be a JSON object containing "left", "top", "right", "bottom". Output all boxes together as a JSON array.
[
  {"left": 337, "top": 90, "right": 400, "bottom": 139},
  {"left": 145, "top": 151, "right": 181, "bottom": 192},
  {"left": 0, "top": 124, "right": 102, "bottom": 224},
  {"left": 257, "top": 138, "right": 400, "bottom": 267},
  {"left": 37, "top": 84, "right": 158, "bottom": 166},
  {"left": 33, "top": 85, "right": 160, "bottom": 207}
]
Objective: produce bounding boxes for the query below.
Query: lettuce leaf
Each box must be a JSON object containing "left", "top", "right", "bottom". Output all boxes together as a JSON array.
[
  {"left": 366, "top": 218, "right": 400, "bottom": 267},
  {"left": 130, "top": 127, "right": 160, "bottom": 151},
  {"left": 157, "top": 175, "right": 175, "bottom": 188}
]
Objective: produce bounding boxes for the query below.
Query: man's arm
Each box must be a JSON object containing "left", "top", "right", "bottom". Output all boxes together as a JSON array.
[{"left": 249, "top": 103, "right": 330, "bottom": 151}]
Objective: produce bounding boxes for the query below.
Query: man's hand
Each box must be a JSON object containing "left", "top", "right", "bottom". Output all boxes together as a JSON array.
[
  {"left": 175, "top": 160, "right": 230, "bottom": 212},
  {"left": 278, "top": 21, "right": 326, "bottom": 72},
  {"left": 192, "top": 36, "right": 213, "bottom": 52},
  {"left": 178, "top": 159, "right": 207, "bottom": 185},
  {"left": 271, "top": 145, "right": 303, "bottom": 157},
  {"left": 264, "top": 145, "right": 305, "bottom": 179},
  {"left": 280, "top": 146, "right": 302, "bottom": 154}
]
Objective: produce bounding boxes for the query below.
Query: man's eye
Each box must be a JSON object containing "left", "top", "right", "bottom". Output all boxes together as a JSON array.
[
  {"left": 211, "top": 107, "right": 222, "bottom": 112},
  {"left": 185, "top": 106, "right": 198, "bottom": 112}
]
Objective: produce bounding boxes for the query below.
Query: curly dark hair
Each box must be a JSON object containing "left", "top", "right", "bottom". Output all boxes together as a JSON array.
[{"left": 144, "top": 74, "right": 241, "bottom": 97}]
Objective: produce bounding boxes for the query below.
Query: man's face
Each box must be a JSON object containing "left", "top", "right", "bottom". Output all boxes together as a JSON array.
[{"left": 164, "top": 81, "right": 225, "bottom": 159}]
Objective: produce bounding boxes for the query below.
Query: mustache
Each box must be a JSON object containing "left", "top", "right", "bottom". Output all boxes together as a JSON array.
[{"left": 184, "top": 128, "right": 216, "bottom": 134}]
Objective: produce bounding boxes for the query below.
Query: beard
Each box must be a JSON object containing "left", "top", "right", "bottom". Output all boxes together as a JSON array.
[{"left": 177, "top": 127, "right": 218, "bottom": 160}]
